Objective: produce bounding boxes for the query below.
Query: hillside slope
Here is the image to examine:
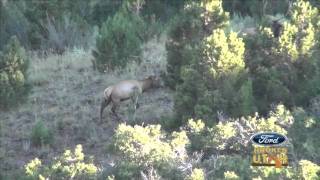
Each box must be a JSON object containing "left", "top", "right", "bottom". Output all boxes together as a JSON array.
[{"left": 0, "top": 37, "right": 173, "bottom": 177}]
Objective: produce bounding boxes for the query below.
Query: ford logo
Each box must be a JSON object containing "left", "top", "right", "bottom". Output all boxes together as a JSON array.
[{"left": 251, "top": 132, "right": 287, "bottom": 145}]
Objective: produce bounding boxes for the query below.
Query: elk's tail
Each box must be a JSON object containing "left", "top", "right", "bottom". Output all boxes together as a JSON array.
[{"left": 100, "top": 87, "right": 112, "bottom": 122}]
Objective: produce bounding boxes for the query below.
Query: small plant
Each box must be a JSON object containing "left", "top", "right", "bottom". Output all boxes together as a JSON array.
[{"left": 30, "top": 120, "right": 53, "bottom": 146}]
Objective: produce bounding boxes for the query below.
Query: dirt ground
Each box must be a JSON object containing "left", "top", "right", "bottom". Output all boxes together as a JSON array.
[{"left": 0, "top": 37, "right": 173, "bottom": 178}]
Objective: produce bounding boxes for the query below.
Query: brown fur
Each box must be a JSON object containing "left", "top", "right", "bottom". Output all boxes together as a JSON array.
[{"left": 100, "top": 76, "right": 160, "bottom": 122}]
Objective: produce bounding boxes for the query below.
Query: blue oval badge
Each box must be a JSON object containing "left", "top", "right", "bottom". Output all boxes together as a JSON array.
[{"left": 251, "top": 132, "right": 287, "bottom": 146}]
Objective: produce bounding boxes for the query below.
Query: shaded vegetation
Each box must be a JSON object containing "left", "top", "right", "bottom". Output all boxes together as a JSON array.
[
  {"left": 1, "top": 0, "right": 320, "bottom": 179},
  {"left": 24, "top": 145, "right": 99, "bottom": 180},
  {"left": 92, "top": 6, "right": 145, "bottom": 71},
  {"left": 30, "top": 120, "right": 53, "bottom": 147}
]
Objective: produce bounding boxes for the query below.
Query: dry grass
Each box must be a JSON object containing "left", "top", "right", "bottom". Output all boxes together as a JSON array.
[{"left": 0, "top": 36, "right": 173, "bottom": 178}]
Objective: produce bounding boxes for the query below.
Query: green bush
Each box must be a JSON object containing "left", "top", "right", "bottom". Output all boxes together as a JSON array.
[
  {"left": 224, "top": 171, "right": 240, "bottom": 180},
  {"left": 277, "top": 0, "right": 318, "bottom": 60},
  {"left": 92, "top": 6, "right": 145, "bottom": 72},
  {"left": 298, "top": 160, "right": 320, "bottom": 180},
  {"left": 111, "top": 123, "right": 189, "bottom": 179},
  {"left": 289, "top": 107, "right": 320, "bottom": 162},
  {"left": 187, "top": 168, "right": 205, "bottom": 180},
  {"left": 90, "top": 0, "right": 123, "bottom": 26},
  {"left": 175, "top": 29, "right": 254, "bottom": 125},
  {"left": 141, "top": 0, "right": 185, "bottom": 23},
  {"left": 112, "top": 124, "right": 189, "bottom": 166},
  {"left": 164, "top": 0, "right": 229, "bottom": 89},
  {"left": 198, "top": 29, "right": 254, "bottom": 119},
  {"left": 0, "top": 36, "right": 29, "bottom": 108},
  {"left": 222, "top": 0, "right": 289, "bottom": 18},
  {"left": 185, "top": 105, "right": 293, "bottom": 154},
  {"left": 159, "top": 114, "right": 180, "bottom": 131},
  {"left": 24, "top": 145, "right": 99, "bottom": 180},
  {"left": 30, "top": 121, "right": 53, "bottom": 146}
]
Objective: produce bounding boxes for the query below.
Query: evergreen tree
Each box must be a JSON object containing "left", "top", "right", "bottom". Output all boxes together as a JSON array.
[
  {"left": 166, "top": 0, "right": 247, "bottom": 126},
  {"left": 175, "top": 28, "right": 254, "bottom": 125},
  {"left": 0, "top": 36, "right": 29, "bottom": 108},
  {"left": 164, "top": 3, "right": 204, "bottom": 89},
  {"left": 92, "top": 6, "right": 145, "bottom": 71}
]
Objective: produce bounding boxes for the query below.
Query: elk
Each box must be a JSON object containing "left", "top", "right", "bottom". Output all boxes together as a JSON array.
[{"left": 100, "top": 75, "right": 160, "bottom": 122}]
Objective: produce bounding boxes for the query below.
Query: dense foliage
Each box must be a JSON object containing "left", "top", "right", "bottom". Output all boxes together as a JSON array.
[
  {"left": 0, "top": 0, "right": 93, "bottom": 52},
  {"left": 185, "top": 104, "right": 293, "bottom": 153},
  {"left": 165, "top": 1, "right": 229, "bottom": 89},
  {"left": 61, "top": 103, "right": 316, "bottom": 179},
  {"left": 164, "top": 4, "right": 204, "bottom": 88},
  {"left": 168, "top": 0, "right": 255, "bottom": 126},
  {"left": 246, "top": 0, "right": 320, "bottom": 114},
  {"left": 222, "top": 0, "right": 290, "bottom": 18},
  {"left": 110, "top": 124, "right": 189, "bottom": 179},
  {"left": 102, "top": 104, "right": 319, "bottom": 179},
  {"left": 1, "top": 0, "right": 319, "bottom": 179},
  {"left": 162, "top": 1, "right": 320, "bottom": 178},
  {"left": 24, "top": 145, "right": 99, "bottom": 180},
  {"left": 165, "top": 0, "right": 320, "bottom": 128}
]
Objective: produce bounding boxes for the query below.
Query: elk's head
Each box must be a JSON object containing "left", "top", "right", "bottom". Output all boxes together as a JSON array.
[{"left": 145, "top": 75, "right": 162, "bottom": 88}]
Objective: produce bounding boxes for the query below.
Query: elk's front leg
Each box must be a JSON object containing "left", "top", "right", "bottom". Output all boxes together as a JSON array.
[
  {"left": 111, "top": 99, "right": 120, "bottom": 121},
  {"left": 130, "top": 87, "right": 140, "bottom": 110}
]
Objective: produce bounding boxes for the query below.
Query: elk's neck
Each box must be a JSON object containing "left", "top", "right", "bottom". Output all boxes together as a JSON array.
[{"left": 140, "top": 79, "right": 152, "bottom": 91}]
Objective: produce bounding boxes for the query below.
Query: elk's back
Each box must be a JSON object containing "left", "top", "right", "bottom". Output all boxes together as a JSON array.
[{"left": 111, "top": 80, "right": 141, "bottom": 100}]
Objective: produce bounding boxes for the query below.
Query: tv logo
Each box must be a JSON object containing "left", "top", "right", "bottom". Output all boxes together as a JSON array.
[
  {"left": 251, "top": 132, "right": 287, "bottom": 145},
  {"left": 251, "top": 132, "right": 289, "bottom": 168}
]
